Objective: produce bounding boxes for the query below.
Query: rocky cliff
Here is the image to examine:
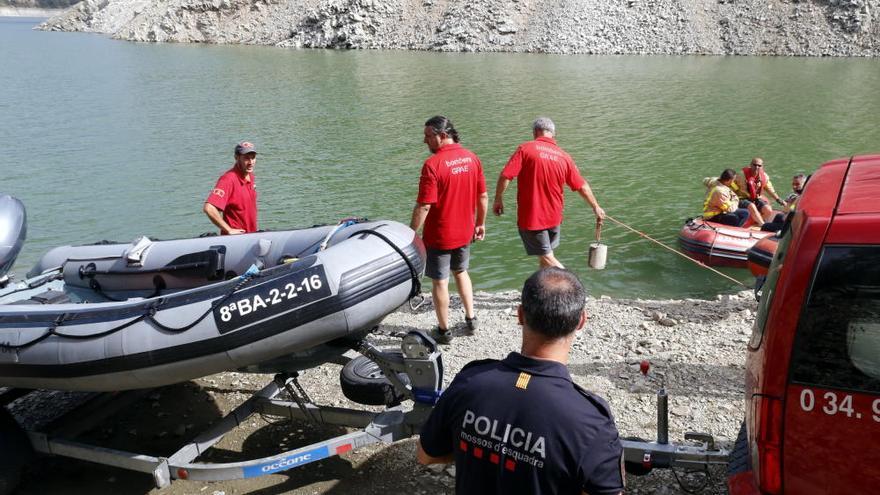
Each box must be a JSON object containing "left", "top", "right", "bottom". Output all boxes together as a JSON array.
[{"left": 40, "top": 0, "right": 880, "bottom": 56}]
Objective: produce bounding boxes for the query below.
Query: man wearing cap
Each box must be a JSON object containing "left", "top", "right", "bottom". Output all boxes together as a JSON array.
[
  {"left": 493, "top": 118, "right": 605, "bottom": 269},
  {"left": 204, "top": 141, "right": 258, "bottom": 235},
  {"left": 417, "top": 267, "right": 624, "bottom": 495}
]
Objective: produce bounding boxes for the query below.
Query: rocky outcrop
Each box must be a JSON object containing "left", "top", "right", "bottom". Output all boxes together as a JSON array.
[
  {"left": 40, "top": 0, "right": 152, "bottom": 34},
  {"left": 40, "top": 0, "right": 880, "bottom": 56},
  {"left": 281, "top": 0, "right": 414, "bottom": 49}
]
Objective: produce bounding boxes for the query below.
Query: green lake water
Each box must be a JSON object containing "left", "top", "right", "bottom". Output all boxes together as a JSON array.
[{"left": 3, "top": 17, "right": 880, "bottom": 298}]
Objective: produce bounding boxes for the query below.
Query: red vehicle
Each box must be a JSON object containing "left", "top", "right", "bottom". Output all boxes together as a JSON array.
[{"left": 728, "top": 154, "right": 880, "bottom": 494}]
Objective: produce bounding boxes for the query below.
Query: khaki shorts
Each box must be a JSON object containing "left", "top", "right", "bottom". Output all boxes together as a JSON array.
[
  {"left": 425, "top": 245, "right": 471, "bottom": 280},
  {"left": 518, "top": 226, "right": 561, "bottom": 256}
]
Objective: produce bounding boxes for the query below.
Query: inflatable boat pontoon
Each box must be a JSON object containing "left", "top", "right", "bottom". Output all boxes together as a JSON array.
[
  {"left": 677, "top": 217, "right": 773, "bottom": 268},
  {"left": 746, "top": 234, "right": 779, "bottom": 278},
  {"left": 0, "top": 196, "right": 425, "bottom": 392}
]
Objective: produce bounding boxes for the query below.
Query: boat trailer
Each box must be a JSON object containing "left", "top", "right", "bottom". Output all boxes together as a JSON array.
[
  {"left": 1, "top": 331, "right": 729, "bottom": 491},
  {"left": 620, "top": 361, "right": 730, "bottom": 491}
]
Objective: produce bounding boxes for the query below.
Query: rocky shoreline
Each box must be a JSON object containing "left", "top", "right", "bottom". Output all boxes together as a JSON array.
[
  {"left": 11, "top": 289, "right": 755, "bottom": 494},
  {"left": 36, "top": 0, "right": 880, "bottom": 56}
]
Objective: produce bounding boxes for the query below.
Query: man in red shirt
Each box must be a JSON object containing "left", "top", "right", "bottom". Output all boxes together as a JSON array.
[
  {"left": 493, "top": 118, "right": 605, "bottom": 269},
  {"left": 204, "top": 141, "right": 258, "bottom": 235},
  {"left": 411, "top": 116, "right": 488, "bottom": 344}
]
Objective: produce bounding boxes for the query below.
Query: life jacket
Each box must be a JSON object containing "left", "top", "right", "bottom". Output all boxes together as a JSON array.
[
  {"left": 742, "top": 166, "right": 769, "bottom": 200},
  {"left": 703, "top": 184, "right": 736, "bottom": 218}
]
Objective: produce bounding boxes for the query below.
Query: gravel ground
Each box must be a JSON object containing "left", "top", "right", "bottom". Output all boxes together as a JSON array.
[{"left": 8, "top": 288, "right": 755, "bottom": 494}]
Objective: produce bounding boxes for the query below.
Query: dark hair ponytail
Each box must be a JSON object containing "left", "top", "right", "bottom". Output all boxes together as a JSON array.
[{"left": 424, "top": 115, "right": 460, "bottom": 143}]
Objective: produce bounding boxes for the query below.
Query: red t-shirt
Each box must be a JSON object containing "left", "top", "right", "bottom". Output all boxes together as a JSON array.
[
  {"left": 206, "top": 168, "right": 258, "bottom": 233},
  {"left": 501, "top": 137, "right": 586, "bottom": 231},
  {"left": 416, "top": 143, "right": 487, "bottom": 250}
]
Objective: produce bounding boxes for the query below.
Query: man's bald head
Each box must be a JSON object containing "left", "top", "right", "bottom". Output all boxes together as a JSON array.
[{"left": 521, "top": 268, "right": 587, "bottom": 339}]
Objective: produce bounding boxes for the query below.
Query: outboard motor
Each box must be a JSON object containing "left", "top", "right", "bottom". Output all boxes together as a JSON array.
[{"left": 0, "top": 194, "right": 27, "bottom": 287}]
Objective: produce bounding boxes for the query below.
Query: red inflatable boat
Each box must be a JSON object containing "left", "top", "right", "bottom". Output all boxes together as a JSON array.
[
  {"left": 678, "top": 218, "right": 774, "bottom": 268},
  {"left": 746, "top": 234, "right": 779, "bottom": 277}
]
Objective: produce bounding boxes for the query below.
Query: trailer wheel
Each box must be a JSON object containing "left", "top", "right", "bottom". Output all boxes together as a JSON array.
[
  {"left": 341, "top": 354, "right": 411, "bottom": 406},
  {"left": 0, "top": 408, "right": 32, "bottom": 495}
]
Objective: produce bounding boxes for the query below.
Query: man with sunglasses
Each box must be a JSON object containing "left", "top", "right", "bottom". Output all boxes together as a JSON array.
[{"left": 734, "top": 157, "right": 784, "bottom": 223}]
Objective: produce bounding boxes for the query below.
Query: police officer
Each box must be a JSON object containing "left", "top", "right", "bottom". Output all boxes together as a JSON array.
[{"left": 417, "top": 268, "right": 624, "bottom": 495}]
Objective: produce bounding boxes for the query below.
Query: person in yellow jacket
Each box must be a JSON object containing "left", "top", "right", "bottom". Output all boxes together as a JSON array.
[{"left": 703, "top": 169, "right": 763, "bottom": 227}]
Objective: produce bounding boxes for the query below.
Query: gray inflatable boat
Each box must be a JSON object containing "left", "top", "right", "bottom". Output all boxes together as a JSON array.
[{"left": 0, "top": 196, "right": 425, "bottom": 391}]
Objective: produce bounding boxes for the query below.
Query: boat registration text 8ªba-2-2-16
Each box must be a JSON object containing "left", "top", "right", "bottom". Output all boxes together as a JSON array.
[{"left": 213, "top": 265, "right": 331, "bottom": 334}]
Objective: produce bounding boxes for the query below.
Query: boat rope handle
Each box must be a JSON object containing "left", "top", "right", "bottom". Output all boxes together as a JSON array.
[
  {"left": 0, "top": 266, "right": 263, "bottom": 352},
  {"left": 318, "top": 218, "right": 361, "bottom": 252},
  {"left": 595, "top": 217, "right": 603, "bottom": 243},
  {"left": 289, "top": 217, "right": 370, "bottom": 259},
  {"left": 86, "top": 276, "right": 166, "bottom": 302},
  {"left": 604, "top": 214, "right": 748, "bottom": 288},
  {"left": 358, "top": 229, "right": 422, "bottom": 301},
  {"left": 708, "top": 228, "right": 719, "bottom": 264}
]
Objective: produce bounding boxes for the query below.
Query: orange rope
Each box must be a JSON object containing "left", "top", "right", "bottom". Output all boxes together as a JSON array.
[{"left": 603, "top": 215, "right": 748, "bottom": 288}]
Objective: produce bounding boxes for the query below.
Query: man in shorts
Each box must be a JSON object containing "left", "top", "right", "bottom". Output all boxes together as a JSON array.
[
  {"left": 410, "top": 116, "right": 488, "bottom": 344},
  {"left": 493, "top": 118, "right": 605, "bottom": 268},
  {"left": 734, "top": 157, "right": 784, "bottom": 223}
]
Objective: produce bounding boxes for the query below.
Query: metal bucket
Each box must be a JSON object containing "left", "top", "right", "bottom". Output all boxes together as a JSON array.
[
  {"left": 588, "top": 242, "right": 607, "bottom": 270},
  {"left": 588, "top": 218, "right": 606, "bottom": 269}
]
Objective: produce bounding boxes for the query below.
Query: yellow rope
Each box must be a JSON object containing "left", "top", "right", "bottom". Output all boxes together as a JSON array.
[{"left": 602, "top": 215, "right": 748, "bottom": 288}]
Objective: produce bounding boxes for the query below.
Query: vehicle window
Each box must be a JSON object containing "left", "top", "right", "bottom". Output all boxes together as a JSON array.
[
  {"left": 749, "top": 224, "right": 794, "bottom": 349},
  {"left": 789, "top": 246, "right": 880, "bottom": 393}
]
